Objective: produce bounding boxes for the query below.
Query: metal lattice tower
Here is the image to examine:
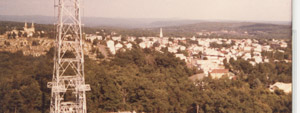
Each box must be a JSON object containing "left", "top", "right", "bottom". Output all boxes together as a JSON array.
[{"left": 47, "top": 0, "right": 90, "bottom": 113}]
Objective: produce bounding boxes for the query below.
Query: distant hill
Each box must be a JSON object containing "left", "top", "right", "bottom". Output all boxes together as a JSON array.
[
  {"left": 0, "top": 15, "right": 291, "bottom": 28},
  {"left": 0, "top": 15, "right": 55, "bottom": 25},
  {"left": 145, "top": 22, "right": 292, "bottom": 39},
  {"left": 0, "top": 15, "right": 204, "bottom": 28}
]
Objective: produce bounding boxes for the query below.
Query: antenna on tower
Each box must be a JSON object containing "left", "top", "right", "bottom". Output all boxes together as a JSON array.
[{"left": 47, "top": 0, "right": 91, "bottom": 113}]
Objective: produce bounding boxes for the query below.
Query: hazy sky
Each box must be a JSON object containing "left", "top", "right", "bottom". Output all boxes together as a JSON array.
[{"left": 0, "top": 0, "right": 292, "bottom": 21}]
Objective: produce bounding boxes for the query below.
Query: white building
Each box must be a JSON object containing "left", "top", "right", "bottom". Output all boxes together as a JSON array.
[
  {"left": 269, "top": 82, "right": 292, "bottom": 94},
  {"left": 139, "top": 42, "right": 146, "bottom": 49},
  {"left": 280, "top": 43, "right": 288, "bottom": 48},
  {"left": 175, "top": 54, "right": 187, "bottom": 62},
  {"left": 168, "top": 47, "right": 178, "bottom": 53},
  {"left": 243, "top": 46, "right": 252, "bottom": 52},
  {"left": 253, "top": 45, "right": 262, "bottom": 52},
  {"left": 242, "top": 53, "right": 251, "bottom": 60},
  {"left": 262, "top": 45, "right": 271, "bottom": 51},
  {"left": 126, "top": 43, "right": 133, "bottom": 49},
  {"left": 24, "top": 22, "right": 35, "bottom": 37},
  {"left": 179, "top": 46, "right": 186, "bottom": 51},
  {"left": 107, "top": 40, "right": 116, "bottom": 55},
  {"left": 195, "top": 60, "right": 221, "bottom": 74},
  {"left": 253, "top": 56, "right": 263, "bottom": 64},
  {"left": 112, "top": 36, "right": 122, "bottom": 41},
  {"left": 86, "top": 35, "right": 102, "bottom": 43},
  {"left": 209, "top": 69, "right": 229, "bottom": 79},
  {"left": 115, "top": 43, "right": 123, "bottom": 51}
]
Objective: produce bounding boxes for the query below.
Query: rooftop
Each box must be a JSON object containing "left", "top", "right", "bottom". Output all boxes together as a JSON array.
[{"left": 210, "top": 69, "right": 229, "bottom": 73}]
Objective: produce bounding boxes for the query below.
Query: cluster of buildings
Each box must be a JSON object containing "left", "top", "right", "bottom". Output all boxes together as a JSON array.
[
  {"left": 0, "top": 26, "right": 292, "bottom": 93},
  {"left": 2, "top": 26, "right": 290, "bottom": 75},
  {"left": 86, "top": 29, "right": 291, "bottom": 93},
  {"left": 7, "top": 22, "right": 37, "bottom": 38},
  {"left": 0, "top": 37, "right": 54, "bottom": 56},
  {"left": 86, "top": 28, "right": 289, "bottom": 80}
]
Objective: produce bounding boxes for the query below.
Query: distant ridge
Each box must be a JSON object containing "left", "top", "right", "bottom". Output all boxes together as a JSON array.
[
  {"left": 0, "top": 15, "right": 291, "bottom": 28},
  {"left": 0, "top": 15, "right": 55, "bottom": 24},
  {"left": 0, "top": 15, "right": 203, "bottom": 28}
]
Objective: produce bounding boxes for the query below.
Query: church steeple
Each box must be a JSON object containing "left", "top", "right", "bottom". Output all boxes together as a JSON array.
[
  {"left": 160, "top": 28, "right": 163, "bottom": 38},
  {"left": 24, "top": 22, "right": 28, "bottom": 28},
  {"left": 31, "top": 22, "right": 34, "bottom": 28}
]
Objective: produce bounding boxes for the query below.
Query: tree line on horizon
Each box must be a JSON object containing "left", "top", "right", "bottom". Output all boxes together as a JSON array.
[{"left": 0, "top": 21, "right": 292, "bottom": 39}]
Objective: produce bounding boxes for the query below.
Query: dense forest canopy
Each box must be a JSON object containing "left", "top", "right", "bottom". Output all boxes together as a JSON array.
[{"left": 0, "top": 45, "right": 292, "bottom": 113}]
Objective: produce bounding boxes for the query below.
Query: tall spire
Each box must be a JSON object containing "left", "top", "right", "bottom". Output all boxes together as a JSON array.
[
  {"left": 24, "top": 22, "right": 28, "bottom": 28},
  {"left": 31, "top": 22, "right": 34, "bottom": 28},
  {"left": 160, "top": 28, "right": 163, "bottom": 38}
]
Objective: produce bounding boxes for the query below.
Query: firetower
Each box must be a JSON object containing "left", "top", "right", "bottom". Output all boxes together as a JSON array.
[{"left": 47, "top": 0, "right": 91, "bottom": 113}]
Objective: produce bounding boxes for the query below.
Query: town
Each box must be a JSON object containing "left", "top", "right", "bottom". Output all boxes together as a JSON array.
[
  {"left": 0, "top": 22, "right": 292, "bottom": 94},
  {"left": 0, "top": 0, "right": 294, "bottom": 112}
]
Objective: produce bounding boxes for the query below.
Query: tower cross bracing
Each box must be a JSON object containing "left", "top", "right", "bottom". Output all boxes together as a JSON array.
[{"left": 47, "top": 0, "right": 90, "bottom": 113}]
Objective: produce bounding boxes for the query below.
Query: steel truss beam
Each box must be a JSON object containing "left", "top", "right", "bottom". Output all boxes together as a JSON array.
[{"left": 48, "top": 0, "right": 90, "bottom": 113}]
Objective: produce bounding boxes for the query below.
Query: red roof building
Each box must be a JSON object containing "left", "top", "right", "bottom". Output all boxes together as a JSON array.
[
  {"left": 210, "top": 69, "right": 229, "bottom": 79},
  {"left": 210, "top": 69, "right": 229, "bottom": 74}
]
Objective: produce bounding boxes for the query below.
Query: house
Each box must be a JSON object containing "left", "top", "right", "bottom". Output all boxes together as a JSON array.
[
  {"left": 86, "top": 35, "right": 102, "bottom": 43},
  {"left": 253, "top": 56, "right": 263, "bottom": 63},
  {"left": 128, "top": 37, "right": 136, "bottom": 42},
  {"left": 191, "top": 36, "right": 196, "bottom": 41},
  {"left": 112, "top": 36, "right": 122, "bottom": 41},
  {"left": 196, "top": 60, "right": 221, "bottom": 74},
  {"left": 193, "top": 46, "right": 203, "bottom": 52},
  {"left": 243, "top": 46, "right": 252, "bottom": 52},
  {"left": 253, "top": 51, "right": 261, "bottom": 56},
  {"left": 209, "top": 69, "right": 229, "bottom": 79},
  {"left": 262, "top": 45, "right": 271, "bottom": 51},
  {"left": 175, "top": 54, "right": 187, "bottom": 62},
  {"left": 115, "top": 43, "right": 123, "bottom": 51},
  {"left": 269, "top": 82, "right": 292, "bottom": 93},
  {"left": 126, "top": 43, "right": 132, "bottom": 49},
  {"left": 179, "top": 46, "right": 186, "bottom": 51},
  {"left": 278, "top": 50, "right": 285, "bottom": 53},
  {"left": 232, "top": 45, "right": 238, "bottom": 50},
  {"left": 264, "top": 58, "right": 270, "bottom": 63},
  {"left": 225, "top": 39, "right": 232, "bottom": 44},
  {"left": 245, "top": 39, "right": 252, "bottom": 45},
  {"left": 198, "top": 40, "right": 210, "bottom": 47},
  {"left": 253, "top": 45, "right": 262, "bottom": 52},
  {"left": 188, "top": 73, "right": 206, "bottom": 82},
  {"left": 168, "top": 47, "right": 178, "bottom": 53},
  {"left": 249, "top": 61, "right": 256, "bottom": 66},
  {"left": 107, "top": 40, "right": 116, "bottom": 55},
  {"left": 280, "top": 42, "right": 288, "bottom": 48},
  {"left": 146, "top": 41, "right": 154, "bottom": 48},
  {"left": 242, "top": 53, "right": 251, "bottom": 60},
  {"left": 139, "top": 42, "right": 146, "bottom": 49},
  {"left": 203, "top": 48, "right": 219, "bottom": 56}
]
